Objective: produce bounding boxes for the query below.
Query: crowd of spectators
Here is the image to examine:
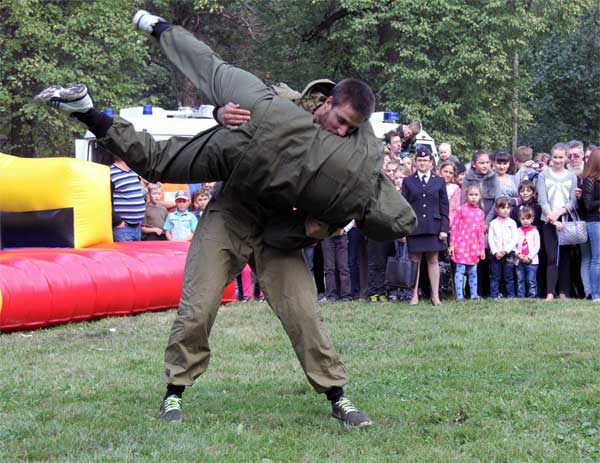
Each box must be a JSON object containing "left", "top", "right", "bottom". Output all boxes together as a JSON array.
[{"left": 353, "top": 137, "right": 600, "bottom": 304}]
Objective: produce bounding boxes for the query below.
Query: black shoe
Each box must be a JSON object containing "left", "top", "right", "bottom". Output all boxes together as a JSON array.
[
  {"left": 331, "top": 396, "right": 372, "bottom": 428},
  {"left": 160, "top": 394, "right": 183, "bottom": 423}
]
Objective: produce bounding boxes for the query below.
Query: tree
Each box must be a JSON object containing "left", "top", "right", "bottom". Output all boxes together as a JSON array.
[
  {"left": 0, "top": 0, "right": 149, "bottom": 157},
  {"left": 521, "top": 2, "right": 600, "bottom": 150}
]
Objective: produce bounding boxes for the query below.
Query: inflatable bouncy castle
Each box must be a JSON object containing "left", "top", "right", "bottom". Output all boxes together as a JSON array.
[{"left": 0, "top": 153, "right": 235, "bottom": 332}]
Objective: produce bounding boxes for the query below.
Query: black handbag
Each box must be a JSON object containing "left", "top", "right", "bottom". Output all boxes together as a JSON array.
[{"left": 384, "top": 241, "right": 419, "bottom": 289}]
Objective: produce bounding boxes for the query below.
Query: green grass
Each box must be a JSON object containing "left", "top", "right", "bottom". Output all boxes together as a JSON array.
[{"left": 2, "top": 299, "right": 600, "bottom": 462}]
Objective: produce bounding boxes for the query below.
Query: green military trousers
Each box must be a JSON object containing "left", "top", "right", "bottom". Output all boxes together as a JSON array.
[{"left": 164, "top": 189, "right": 348, "bottom": 392}]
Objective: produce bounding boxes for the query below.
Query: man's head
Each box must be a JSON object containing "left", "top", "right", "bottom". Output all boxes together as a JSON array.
[
  {"left": 438, "top": 142, "right": 452, "bottom": 161},
  {"left": 313, "top": 78, "right": 375, "bottom": 137},
  {"left": 385, "top": 130, "right": 402, "bottom": 156},
  {"left": 567, "top": 140, "right": 585, "bottom": 170},
  {"left": 513, "top": 145, "right": 533, "bottom": 169},
  {"left": 399, "top": 121, "right": 421, "bottom": 141}
]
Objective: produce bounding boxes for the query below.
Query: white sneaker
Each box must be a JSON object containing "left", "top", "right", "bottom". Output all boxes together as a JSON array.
[
  {"left": 33, "top": 84, "right": 93, "bottom": 114},
  {"left": 132, "top": 9, "right": 165, "bottom": 34}
]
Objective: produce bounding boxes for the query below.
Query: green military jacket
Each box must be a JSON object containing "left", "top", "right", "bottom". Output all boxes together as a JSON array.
[{"left": 221, "top": 96, "right": 416, "bottom": 241}]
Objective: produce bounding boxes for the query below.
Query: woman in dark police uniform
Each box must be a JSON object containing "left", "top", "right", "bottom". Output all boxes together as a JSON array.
[{"left": 401, "top": 149, "right": 449, "bottom": 306}]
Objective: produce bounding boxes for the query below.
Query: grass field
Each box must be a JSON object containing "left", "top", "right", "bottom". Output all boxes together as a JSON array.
[{"left": 1, "top": 298, "right": 600, "bottom": 462}]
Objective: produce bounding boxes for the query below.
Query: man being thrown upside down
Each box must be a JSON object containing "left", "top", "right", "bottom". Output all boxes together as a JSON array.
[{"left": 34, "top": 9, "right": 416, "bottom": 427}]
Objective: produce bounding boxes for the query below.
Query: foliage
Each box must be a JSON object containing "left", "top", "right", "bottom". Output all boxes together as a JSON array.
[
  {"left": 0, "top": 0, "right": 597, "bottom": 158},
  {"left": 2, "top": 299, "right": 600, "bottom": 461},
  {"left": 521, "top": 4, "right": 600, "bottom": 150},
  {"left": 0, "top": 0, "right": 149, "bottom": 157}
]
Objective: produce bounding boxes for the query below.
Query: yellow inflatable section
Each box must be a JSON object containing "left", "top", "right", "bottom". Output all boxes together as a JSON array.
[{"left": 0, "top": 153, "right": 112, "bottom": 248}]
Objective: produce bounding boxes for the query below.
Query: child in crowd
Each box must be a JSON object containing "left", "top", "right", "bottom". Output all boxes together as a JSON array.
[
  {"left": 163, "top": 190, "right": 198, "bottom": 241},
  {"left": 449, "top": 184, "right": 485, "bottom": 301},
  {"left": 191, "top": 188, "right": 211, "bottom": 219},
  {"left": 141, "top": 182, "right": 168, "bottom": 240},
  {"left": 510, "top": 180, "right": 542, "bottom": 227},
  {"left": 462, "top": 150, "right": 498, "bottom": 297},
  {"left": 438, "top": 160, "right": 461, "bottom": 224},
  {"left": 488, "top": 197, "right": 518, "bottom": 299},
  {"left": 437, "top": 142, "right": 460, "bottom": 166},
  {"left": 454, "top": 163, "right": 466, "bottom": 188},
  {"left": 515, "top": 206, "right": 540, "bottom": 298},
  {"left": 492, "top": 151, "right": 519, "bottom": 204},
  {"left": 402, "top": 155, "right": 415, "bottom": 174},
  {"left": 393, "top": 165, "right": 411, "bottom": 192}
]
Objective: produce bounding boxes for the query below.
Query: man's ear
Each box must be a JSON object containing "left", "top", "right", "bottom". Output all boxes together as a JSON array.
[{"left": 323, "top": 95, "right": 334, "bottom": 108}]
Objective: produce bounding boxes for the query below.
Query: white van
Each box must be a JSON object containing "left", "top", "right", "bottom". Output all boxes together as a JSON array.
[{"left": 74, "top": 105, "right": 218, "bottom": 162}]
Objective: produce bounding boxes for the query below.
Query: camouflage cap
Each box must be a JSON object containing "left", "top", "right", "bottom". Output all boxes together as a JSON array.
[{"left": 299, "top": 79, "right": 336, "bottom": 100}]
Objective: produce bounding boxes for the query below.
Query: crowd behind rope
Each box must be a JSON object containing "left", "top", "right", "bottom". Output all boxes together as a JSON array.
[{"left": 108, "top": 136, "right": 600, "bottom": 304}]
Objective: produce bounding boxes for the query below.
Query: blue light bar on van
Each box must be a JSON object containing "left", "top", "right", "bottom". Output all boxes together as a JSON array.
[
  {"left": 383, "top": 112, "right": 399, "bottom": 122},
  {"left": 102, "top": 108, "right": 114, "bottom": 117},
  {"left": 143, "top": 104, "right": 153, "bottom": 115}
]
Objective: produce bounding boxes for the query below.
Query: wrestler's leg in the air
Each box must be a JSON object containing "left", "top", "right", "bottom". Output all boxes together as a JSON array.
[
  {"left": 33, "top": 84, "right": 247, "bottom": 184},
  {"left": 134, "top": 10, "right": 272, "bottom": 113}
]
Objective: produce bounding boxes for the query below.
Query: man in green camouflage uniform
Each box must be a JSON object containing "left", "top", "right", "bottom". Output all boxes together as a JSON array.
[{"left": 33, "top": 10, "right": 416, "bottom": 427}]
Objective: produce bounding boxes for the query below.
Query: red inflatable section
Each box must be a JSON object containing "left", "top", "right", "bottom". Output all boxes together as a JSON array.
[{"left": 0, "top": 241, "right": 236, "bottom": 332}]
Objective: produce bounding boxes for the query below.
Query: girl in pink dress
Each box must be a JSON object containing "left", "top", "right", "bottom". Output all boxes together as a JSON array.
[{"left": 448, "top": 184, "right": 486, "bottom": 301}]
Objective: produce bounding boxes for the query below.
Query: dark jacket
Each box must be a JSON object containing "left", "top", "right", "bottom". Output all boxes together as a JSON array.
[
  {"left": 510, "top": 200, "right": 542, "bottom": 227},
  {"left": 583, "top": 176, "right": 600, "bottom": 222},
  {"left": 401, "top": 172, "right": 449, "bottom": 236}
]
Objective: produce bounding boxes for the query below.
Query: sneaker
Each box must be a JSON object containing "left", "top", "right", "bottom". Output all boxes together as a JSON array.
[
  {"left": 369, "top": 295, "right": 378, "bottom": 303},
  {"left": 160, "top": 394, "right": 183, "bottom": 423},
  {"left": 379, "top": 294, "right": 388, "bottom": 302},
  {"left": 132, "top": 9, "right": 165, "bottom": 34},
  {"left": 33, "top": 84, "right": 92, "bottom": 114},
  {"left": 331, "top": 396, "right": 372, "bottom": 428}
]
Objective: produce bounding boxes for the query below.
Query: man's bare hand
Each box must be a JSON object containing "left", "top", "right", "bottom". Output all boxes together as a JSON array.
[
  {"left": 304, "top": 217, "right": 330, "bottom": 239},
  {"left": 216, "top": 103, "right": 251, "bottom": 129}
]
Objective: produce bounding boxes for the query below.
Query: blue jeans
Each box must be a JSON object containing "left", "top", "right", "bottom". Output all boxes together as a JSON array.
[
  {"left": 303, "top": 246, "right": 314, "bottom": 273},
  {"left": 113, "top": 224, "right": 141, "bottom": 242},
  {"left": 579, "top": 240, "right": 592, "bottom": 297},
  {"left": 489, "top": 252, "right": 516, "bottom": 298},
  {"left": 516, "top": 263, "right": 538, "bottom": 298},
  {"left": 454, "top": 263, "right": 478, "bottom": 301},
  {"left": 588, "top": 222, "right": 600, "bottom": 300}
]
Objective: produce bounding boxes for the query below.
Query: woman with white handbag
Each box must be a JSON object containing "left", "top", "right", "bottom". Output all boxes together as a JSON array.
[{"left": 537, "top": 143, "right": 578, "bottom": 300}]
